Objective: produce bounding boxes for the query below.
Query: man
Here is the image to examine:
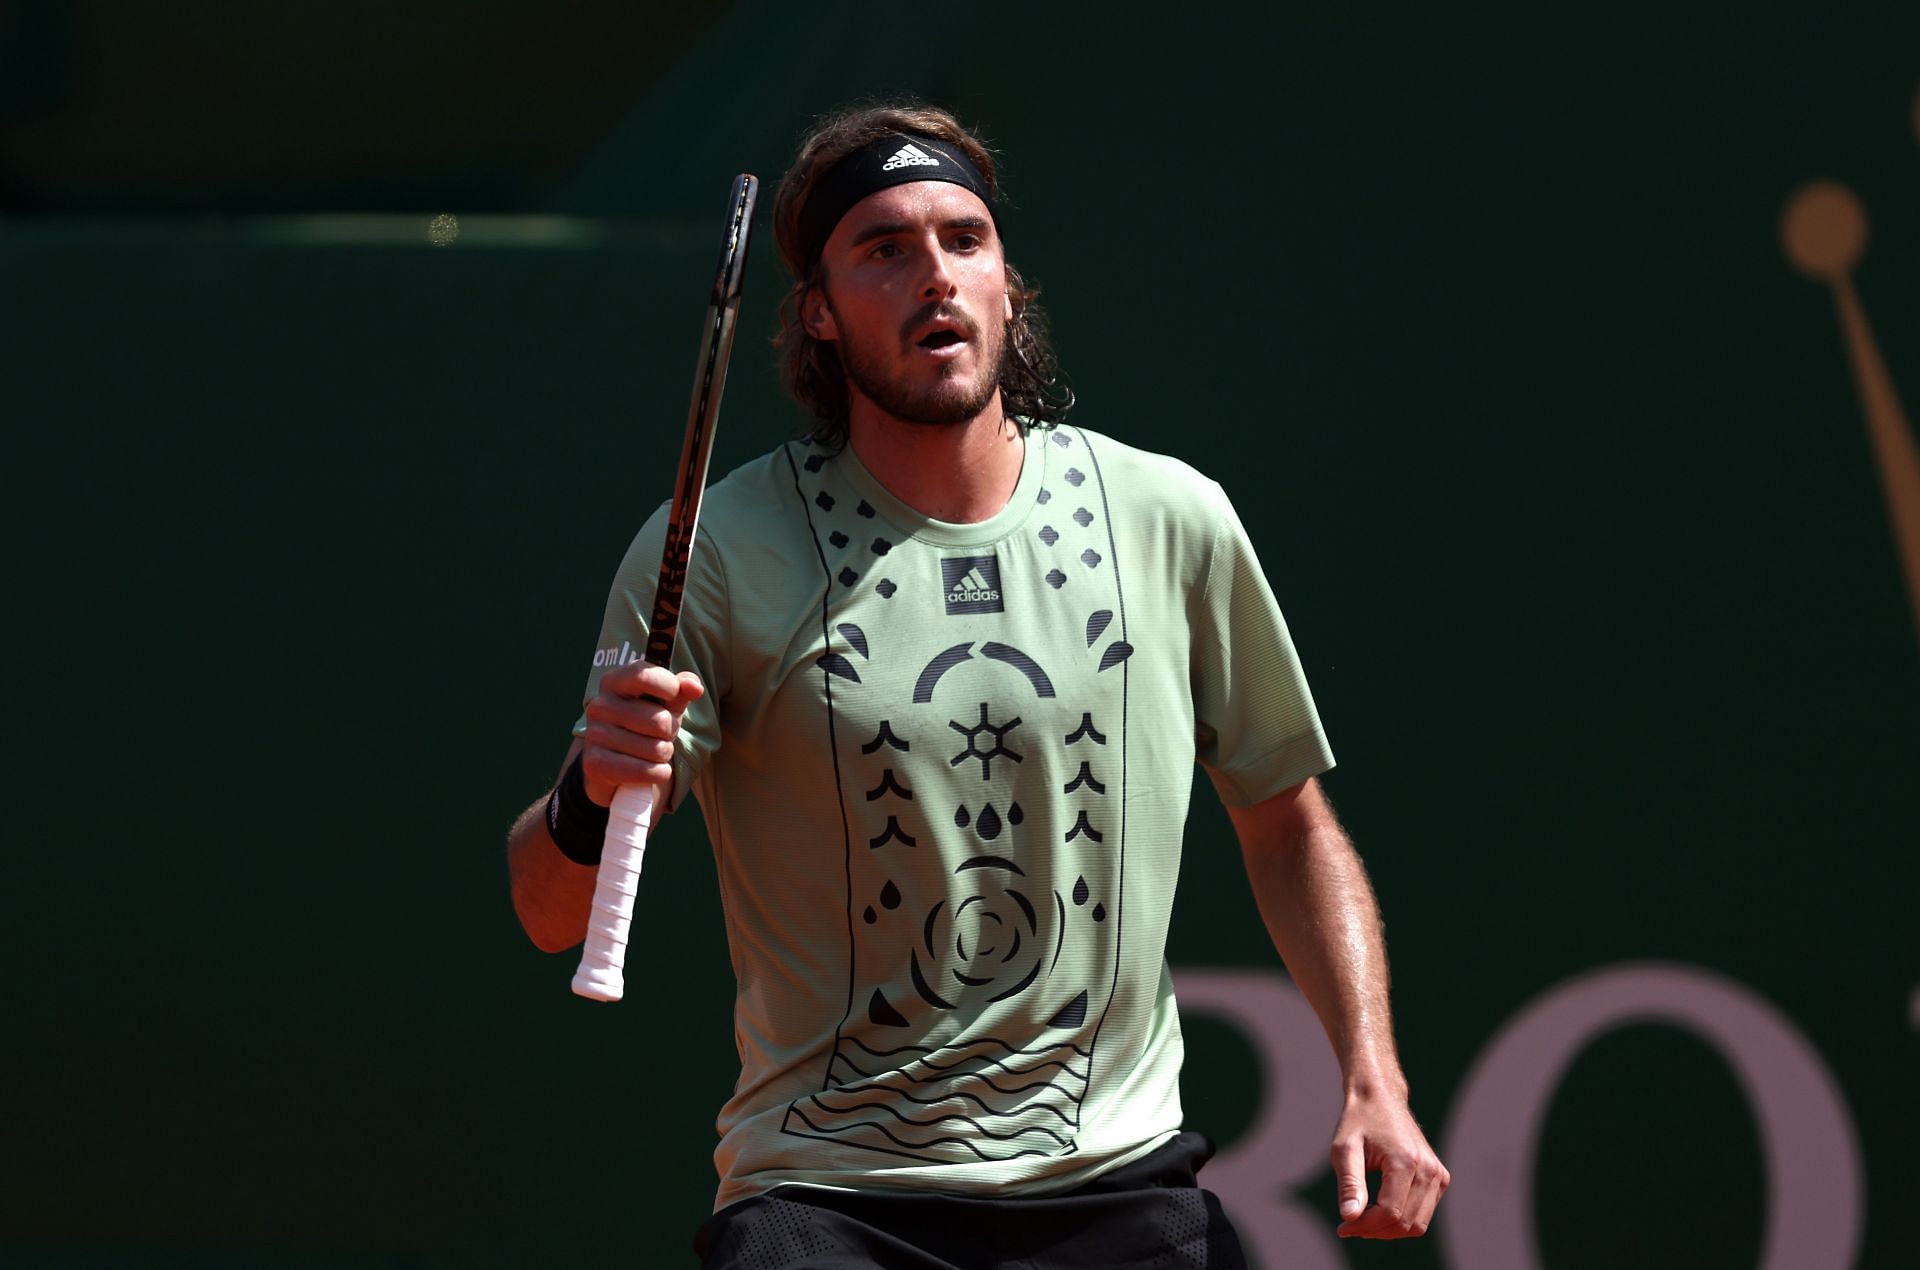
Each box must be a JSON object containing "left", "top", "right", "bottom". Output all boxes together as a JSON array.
[{"left": 508, "top": 102, "right": 1447, "bottom": 1267}]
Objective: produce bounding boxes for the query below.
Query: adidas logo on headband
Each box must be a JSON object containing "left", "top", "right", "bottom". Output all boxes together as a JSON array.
[
  {"left": 796, "top": 132, "right": 996, "bottom": 264},
  {"left": 881, "top": 142, "right": 942, "bottom": 172}
]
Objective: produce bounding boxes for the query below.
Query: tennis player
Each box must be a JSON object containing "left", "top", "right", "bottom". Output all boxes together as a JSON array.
[{"left": 508, "top": 102, "right": 1446, "bottom": 1267}]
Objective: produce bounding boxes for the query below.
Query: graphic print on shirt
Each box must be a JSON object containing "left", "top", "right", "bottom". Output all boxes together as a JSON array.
[{"left": 780, "top": 431, "right": 1134, "bottom": 1165}]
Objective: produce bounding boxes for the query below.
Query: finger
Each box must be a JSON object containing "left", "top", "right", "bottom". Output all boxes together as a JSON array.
[
  {"left": 582, "top": 722, "right": 676, "bottom": 764},
  {"left": 580, "top": 744, "right": 673, "bottom": 794},
  {"left": 1371, "top": 1151, "right": 1416, "bottom": 1235},
  {"left": 1388, "top": 1169, "right": 1434, "bottom": 1240},
  {"left": 1405, "top": 1174, "right": 1438, "bottom": 1238},
  {"left": 583, "top": 712, "right": 676, "bottom": 767},
  {"left": 1340, "top": 1203, "right": 1417, "bottom": 1241},
  {"left": 1330, "top": 1135, "right": 1368, "bottom": 1225},
  {"left": 1338, "top": 1203, "right": 1387, "bottom": 1239},
  {"left": 1411, "top": 1161, "right": 1450, "bottom": 1236},
  {"left": 602, "top": 660, "right": 685, "bottom": 703},
  {"left": 585, "top": 693, "right": 679, "bottom": 741},
  {"left": 675, "top": 669, "right": 706, "bottom": 703},
  {"left": 1339, "top": 1155, "right": 1432, "bottom": 1241},
  {"left": 1337, "top": 1159, "right": 1415, "bottom": 1240}
]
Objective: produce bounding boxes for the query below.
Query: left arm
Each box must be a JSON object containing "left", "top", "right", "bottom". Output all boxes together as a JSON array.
[{"left": 1227, "top": 775, "right": 1449, "bottom": 1240}]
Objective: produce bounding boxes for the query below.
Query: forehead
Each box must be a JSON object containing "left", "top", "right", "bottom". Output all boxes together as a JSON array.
[{"left": 824, "top": 181, "right": 995, "bottom": 249}]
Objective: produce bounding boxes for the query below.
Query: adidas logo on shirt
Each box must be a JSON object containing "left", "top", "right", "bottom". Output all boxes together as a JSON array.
[
  {"left": 941, "top": 556, "right": 1005, "bottom": 615},
  {"left": 949, "top": 568, "right": 999, "bottom": 604},
  {"left": 881, "top": 142, "right": 942, "bottom": 172}
]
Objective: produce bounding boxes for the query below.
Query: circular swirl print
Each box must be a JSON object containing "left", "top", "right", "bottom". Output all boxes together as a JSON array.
[{"left": 910, "top": 855, "right": 1052, "bottom": 1009}]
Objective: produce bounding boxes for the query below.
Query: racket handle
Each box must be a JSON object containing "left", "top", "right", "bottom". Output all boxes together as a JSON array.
[{"left": 570, "top": 782, "right": 658, "bottom": 1002}]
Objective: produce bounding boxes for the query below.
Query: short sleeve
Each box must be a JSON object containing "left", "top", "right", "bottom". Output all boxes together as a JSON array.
[
  {"left": 1190, "top": 483, "right": 1334, "bottom": 806},
  {"left": 570, "top": 502, "right": 731, "bottom": 813}
]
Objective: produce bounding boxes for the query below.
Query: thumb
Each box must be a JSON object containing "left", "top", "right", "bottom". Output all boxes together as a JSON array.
[{"left": 1333, "top": 1138, "right": 1368, "bottom": 1221}]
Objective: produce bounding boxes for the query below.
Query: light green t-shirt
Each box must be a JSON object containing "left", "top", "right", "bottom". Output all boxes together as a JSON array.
[{"left": 576, "top": 423, "right": 1333, "bottom": 1211}]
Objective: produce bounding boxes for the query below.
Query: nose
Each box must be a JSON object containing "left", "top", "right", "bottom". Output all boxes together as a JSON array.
[{"left": 919, "top": 241, "right": 957, "bottom": 301}]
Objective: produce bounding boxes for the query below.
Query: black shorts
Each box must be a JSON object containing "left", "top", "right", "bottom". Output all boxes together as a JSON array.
[{"left": 694, "top": 1131, "right": 1248, "bottom": 1269}]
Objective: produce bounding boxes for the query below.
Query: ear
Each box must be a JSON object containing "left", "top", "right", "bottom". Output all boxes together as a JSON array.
[
  {"left": 1004, "top": 289, "right": 1015, "bottom": 323},
  {"left": 802, "top": 285, "right": 839, "bottom": 342}
]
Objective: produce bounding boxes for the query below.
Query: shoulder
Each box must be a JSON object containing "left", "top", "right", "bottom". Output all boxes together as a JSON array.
[
  {"left": 683, "top": 439, "right": 826, "bottom": 552},
  {"left": 1044, "top": 425, "right": 1237, "bottom": 602},
  {"left": 1051, "top": 424, "right": 1232, "bottom": 535},
  {"left": 611, "top": 440, "right": 813, "bottom": 581},
  {"left": 700, "top": 441, "right": 816, "bottom": 520}
]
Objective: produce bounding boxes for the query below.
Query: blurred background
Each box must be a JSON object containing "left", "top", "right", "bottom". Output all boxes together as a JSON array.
[{"left": 4, "top": 2, "right": 1916, "bottom": 1266}]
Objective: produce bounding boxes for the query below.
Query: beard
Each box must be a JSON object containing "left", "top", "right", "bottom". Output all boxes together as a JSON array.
[{"left": 836, "top": 300, "right": 1008, "bottom": 427}]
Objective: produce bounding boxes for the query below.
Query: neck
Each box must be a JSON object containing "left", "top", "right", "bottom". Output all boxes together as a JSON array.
[{"left": 846, "top": 395, "right": 1024, "bottom": 523}]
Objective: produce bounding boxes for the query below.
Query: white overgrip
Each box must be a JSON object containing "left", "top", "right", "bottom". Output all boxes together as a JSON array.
[{"left": 570, "top": 781, "right": 658, "bottom": 1002}]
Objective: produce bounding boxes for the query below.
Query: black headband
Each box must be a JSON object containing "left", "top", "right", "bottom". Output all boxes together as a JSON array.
[{"left": 795, "top": 132, "right": 998, "bottom": 269}]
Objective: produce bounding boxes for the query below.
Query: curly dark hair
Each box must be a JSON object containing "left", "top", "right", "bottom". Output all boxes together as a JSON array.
[{"left": 771, "top": 101, "right": 1073, "bottom": 451}]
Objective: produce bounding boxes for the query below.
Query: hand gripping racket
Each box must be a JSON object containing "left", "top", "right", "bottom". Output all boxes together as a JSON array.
[{"left": 572, "top": 173, "right": 759, "bottom": 1003}]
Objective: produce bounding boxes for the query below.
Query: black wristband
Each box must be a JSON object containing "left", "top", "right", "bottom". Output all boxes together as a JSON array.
[{"left": 545, "top": 754, "right": 611, "bottom": 867}]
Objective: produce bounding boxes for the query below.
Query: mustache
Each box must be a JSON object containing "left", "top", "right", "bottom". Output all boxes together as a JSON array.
[{"left": 900, "top": 301, "right": 979, "bottom": 345}]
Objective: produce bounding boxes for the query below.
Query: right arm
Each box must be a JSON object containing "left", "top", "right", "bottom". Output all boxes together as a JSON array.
[{"left": 506, "top": 662, "right": 705, "bottom": 953}]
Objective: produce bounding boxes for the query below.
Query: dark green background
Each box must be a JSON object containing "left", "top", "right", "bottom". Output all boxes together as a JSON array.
[{"left": 4, "top": 3, "right": 1914, "bottom": 1266}]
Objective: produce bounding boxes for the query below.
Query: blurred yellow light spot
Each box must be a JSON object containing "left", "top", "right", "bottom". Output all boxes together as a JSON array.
[{"left": 428, "top": 213, "right": 460, "bottom": 247}]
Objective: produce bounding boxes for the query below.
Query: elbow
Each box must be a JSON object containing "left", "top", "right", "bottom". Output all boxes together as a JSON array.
[
  {"left": 509, "top": 869, "right": 587, "bottom": 955},
  {"left": 506, "top": 820, "right": 589, "bottom": 954},
  {"left": 524, "top": 921, "right": 583, "bottom": 957},
  {"left": 513, "top": 904, "right": 586, "bottom": 957}
]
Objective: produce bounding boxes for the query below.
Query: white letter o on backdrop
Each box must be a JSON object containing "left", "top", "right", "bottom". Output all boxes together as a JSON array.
[{"left": 1439, "top": 962, "right": 1863, "bottom": 1270}]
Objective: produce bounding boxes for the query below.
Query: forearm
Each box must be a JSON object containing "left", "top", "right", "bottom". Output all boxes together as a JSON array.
[
  {"left": 1231, "top": 780, "right": 1448, "bottom": 1236},
  {"left": 1230, "top": 783, "right": 1405, "bottom": 1097},
  {"left": 506, "top": 786, "right": 598, "bottom": 954}
]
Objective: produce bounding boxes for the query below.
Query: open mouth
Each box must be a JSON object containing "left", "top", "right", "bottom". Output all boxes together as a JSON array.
[{"left": 917, "top": 330, "right": 965, "bottom": 350}]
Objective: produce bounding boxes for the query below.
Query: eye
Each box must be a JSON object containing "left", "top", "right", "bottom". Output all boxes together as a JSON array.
[
  {"left": 869, "top": 241, "right": 902, "bottom": 260},
  {"left": 952, "top": 232, "right": 982, "bottom": 251}
]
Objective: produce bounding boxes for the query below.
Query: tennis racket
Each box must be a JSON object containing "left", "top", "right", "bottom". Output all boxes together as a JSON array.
[{"left": 572, "top": 172, "right": 759, "bottom": 1003}]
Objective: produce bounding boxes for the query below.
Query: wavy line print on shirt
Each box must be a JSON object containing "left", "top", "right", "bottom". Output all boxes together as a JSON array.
[{"left": 782, "top": 1034, "right": 1091, "bottom": 1164}]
